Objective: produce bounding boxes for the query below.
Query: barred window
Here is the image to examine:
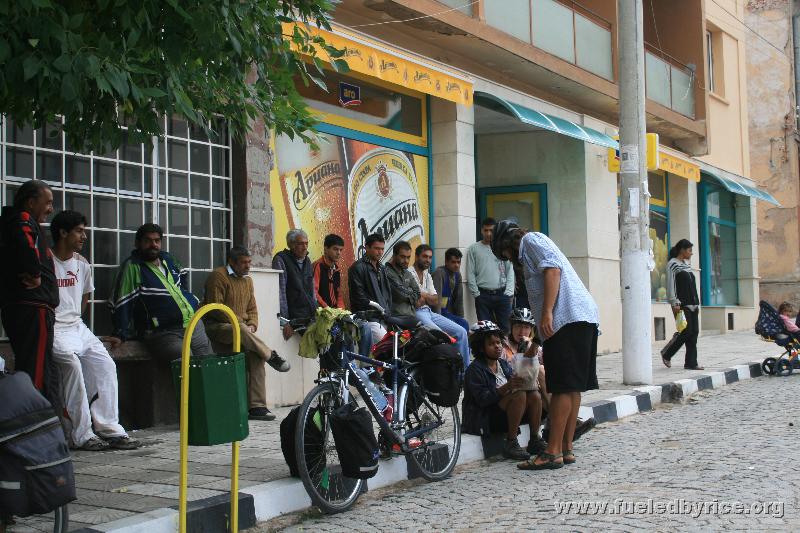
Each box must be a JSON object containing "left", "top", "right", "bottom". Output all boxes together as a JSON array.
[{"left": 0, "top": 116, "right": 233, "bottom": 336}]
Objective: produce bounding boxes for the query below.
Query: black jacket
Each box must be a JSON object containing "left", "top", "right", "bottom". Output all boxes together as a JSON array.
[
  {"left": 273, "top": 249, "right": 317, "bottom": 320},
  {"left": 348, "top": 256, "right": 392, "bottom": 315},
  {"left": 0, "top": 207, "right": 58, "bottom": 308},
  {"left": 461, "top": 357, "right": 512, "bottom": 436},
  {"left": 675, "top": 270, "right": 699, "bottom": 307}
]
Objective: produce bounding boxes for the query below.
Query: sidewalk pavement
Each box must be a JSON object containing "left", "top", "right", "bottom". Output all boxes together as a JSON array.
[{"left": 56, "top": 330, "right": 780, "bottom": 533}]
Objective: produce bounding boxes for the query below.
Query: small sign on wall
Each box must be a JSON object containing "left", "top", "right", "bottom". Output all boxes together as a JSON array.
[{"left": 338, "top": 82, "right": 361, "bottom": 107}]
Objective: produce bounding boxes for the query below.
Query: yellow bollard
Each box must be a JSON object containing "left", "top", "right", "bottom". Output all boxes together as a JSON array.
[{"left": 178, "top": 304, "right": 242, "bottom": 533}]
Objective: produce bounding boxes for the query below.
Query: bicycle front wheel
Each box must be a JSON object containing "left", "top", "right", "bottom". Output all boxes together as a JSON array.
[
  {"left": 295, "top": 382, "right": 363, "bottom": 514},
  {"left": 400, "top": 374, "right": 461, "bottom": 481}
]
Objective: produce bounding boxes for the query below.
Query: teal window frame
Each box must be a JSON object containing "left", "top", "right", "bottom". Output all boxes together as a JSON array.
[
  {"left": 477, "top": 184, "right": 549, "bottom": 237},
  {"left": 698, "top": 179, "right": 739, "bottom": 306}
]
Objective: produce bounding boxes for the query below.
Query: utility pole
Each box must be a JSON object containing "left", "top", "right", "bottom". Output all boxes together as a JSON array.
[{"left": 619, "top": 0, "right": 653, "bottom": 385}]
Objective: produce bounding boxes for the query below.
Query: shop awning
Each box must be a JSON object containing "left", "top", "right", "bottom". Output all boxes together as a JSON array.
[
  {"left": 698, "top": 162, "right": 780, "bottom": 206},
  {"left": 474, "top": 92, "right": 617, "bottom": 148},
  {"left": 286, "top": 23, "right": 473, "bottom": 106}
]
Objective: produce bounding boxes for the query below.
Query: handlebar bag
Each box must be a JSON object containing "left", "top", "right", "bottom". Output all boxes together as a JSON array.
[
  {"left": 330, "top": 403, "right": 379, "bottom": 479},
  {"left": 0, "top": 372, "right": 75, "bottom": 517}
]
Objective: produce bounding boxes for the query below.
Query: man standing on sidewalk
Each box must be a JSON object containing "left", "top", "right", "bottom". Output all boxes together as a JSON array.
[
  {"left": 204, "top": 246, "right": 290, "bottom": 421},
  {"left": 0, "top": 180, "right": 59, "bottom": 408},
  {"left": 50, "top": 210, "right": 140, "bottom": 450},
  {"left": 273, "top": 229, "right": 317, "bottom": 340},
  {"left": 467, "top": 218, "right": 515, "bottom": 332},
  {"left": 492, "top": 220, "right": 599, "bottom": 470}
]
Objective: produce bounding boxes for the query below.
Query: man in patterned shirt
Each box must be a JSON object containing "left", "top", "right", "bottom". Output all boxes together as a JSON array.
[{"left": 492, "top": 220, "right": 599, "bottom": 470}]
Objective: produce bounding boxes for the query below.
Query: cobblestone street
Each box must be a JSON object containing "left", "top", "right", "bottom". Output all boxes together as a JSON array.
[{"left": 259, "top": 374, "right": 800, "bottom": 532}]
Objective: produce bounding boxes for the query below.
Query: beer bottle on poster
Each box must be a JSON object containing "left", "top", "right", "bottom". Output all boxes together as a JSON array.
[
  {"left": 275, "top": 134, "right": 356, "bottom": 270},
  {"left": 346, "top": 143, "right": 426, "bottom": 262}
]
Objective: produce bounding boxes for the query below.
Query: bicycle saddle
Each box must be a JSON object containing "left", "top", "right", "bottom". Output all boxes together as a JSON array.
[{"left": 385, "top": 315, "right": 421, "bottom": 330}]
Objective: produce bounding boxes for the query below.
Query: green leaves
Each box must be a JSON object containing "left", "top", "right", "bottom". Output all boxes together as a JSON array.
[{"left": 1, "top": 0, "right": 344, "bottom": 152}]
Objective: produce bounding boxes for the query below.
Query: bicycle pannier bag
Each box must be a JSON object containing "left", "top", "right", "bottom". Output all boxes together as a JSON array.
[
  {"left": 0, "top": 372, "right": 76, "bottom": 517},
  {"left": 280, "top": 406, "right": 325, "bottom": 478},
  {"left": 330, "top": 403, "right": 379, "bottom": 479},
  {"left": 421, "top": 343, "right": 463, "bottom": 407}
]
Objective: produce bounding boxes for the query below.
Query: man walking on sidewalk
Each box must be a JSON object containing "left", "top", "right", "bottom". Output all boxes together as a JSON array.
[
  {"left": 467, "top": 218, "right": 515, "bottom": 332},
  {"left": 0, "top": 180, "right": 59, "bottom": 409},
  {"left": 50, "top": 210, "right": 140, "bottom": 450},
  {"left": 492, "top": 220, "right": 599, "bottom": 470},
  {"left": 204, "top": 246, "right": 290, "bottom": 421}
]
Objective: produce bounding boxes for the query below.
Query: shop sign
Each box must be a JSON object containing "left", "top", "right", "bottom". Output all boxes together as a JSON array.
[{"left": 338, "top": 82, "right": 361, "bottom": 107}]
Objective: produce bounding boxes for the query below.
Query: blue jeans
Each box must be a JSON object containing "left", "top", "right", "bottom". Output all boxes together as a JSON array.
[
  {"left": 474, "top": 291, "right": 513, "bottom": 332},
  {"left": 441, "top": 310, "right": 469, "bottom": 333},
  {"left": 415, "top": 307, "right": 470, "bottom": 368}
]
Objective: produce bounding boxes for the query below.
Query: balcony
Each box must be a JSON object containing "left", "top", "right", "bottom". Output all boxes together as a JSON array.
[
  {"left": 645, "top": 46, "right": 696, "bottom": 119},
  {"left": 483, "top": 0, "right": 614, "bottom": 81}
]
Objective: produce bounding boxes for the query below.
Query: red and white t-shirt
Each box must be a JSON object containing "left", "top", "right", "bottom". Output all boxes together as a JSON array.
[{"left": 53, "top": 253, "right": 94, "bottom": 327}]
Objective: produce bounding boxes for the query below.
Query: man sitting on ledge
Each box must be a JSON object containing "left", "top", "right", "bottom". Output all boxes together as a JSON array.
[{"left": 204, "top": 246, "right": 289, "bottom": 422}]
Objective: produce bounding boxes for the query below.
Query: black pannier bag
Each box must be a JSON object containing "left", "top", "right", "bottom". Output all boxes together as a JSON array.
[
  {"left": 420, "top": 343, "right": 464, "bottom": 407},
  {"left": 330, "top": 403, "right": 379, "bottom": 479},
  {"left": 280, "top": 406, "right": 325, "bottom": 478},
  {"left": 0, "top": 372, "right": 76, "bottom": 517}
]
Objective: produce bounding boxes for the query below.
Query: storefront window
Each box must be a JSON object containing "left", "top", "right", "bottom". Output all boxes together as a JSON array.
[
  {"left": 1, "top": 116, "right": 233, "bottom": 335},
  {"left": 648, "top": 172, "right": 669, "bottom": 301},
  {"left": 702, "top": 185, "right": 738, "bottom": 306},
  {"left": 296, "top": 71, "right": 423, "bottom": 138}
]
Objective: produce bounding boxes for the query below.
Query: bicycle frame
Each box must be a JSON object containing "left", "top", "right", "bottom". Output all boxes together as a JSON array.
[{"left": 325, "top": 324, "right": 446, "bottom": 451}]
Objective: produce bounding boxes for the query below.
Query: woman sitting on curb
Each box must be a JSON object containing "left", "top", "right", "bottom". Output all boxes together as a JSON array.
[{"left": 462, "top": 321, "right": 545, "bottom": 461}]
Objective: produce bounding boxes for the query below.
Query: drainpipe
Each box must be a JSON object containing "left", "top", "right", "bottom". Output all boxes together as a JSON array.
[{"left": 793, "top": 3, "right": 800, "bottom": 130}]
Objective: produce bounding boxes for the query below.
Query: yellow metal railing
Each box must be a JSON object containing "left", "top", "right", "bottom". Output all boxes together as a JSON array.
[{"left": 178, "top": 304, "right": 242, "bottom": 533}]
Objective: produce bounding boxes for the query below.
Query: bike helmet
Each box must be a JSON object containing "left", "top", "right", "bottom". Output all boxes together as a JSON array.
[
  {"left": 491, "top": 219, "right": 520, "bottom": 260},
  {"left": 468, "top": 320, "right": 505, "bottom": 355},
  {"left": 510, "top": 308, "right": 535, "bottom": 327}
]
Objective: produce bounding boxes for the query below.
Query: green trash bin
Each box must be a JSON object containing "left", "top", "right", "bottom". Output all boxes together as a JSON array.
[{"left": 171, "top": 352, "right": 249, "bottom": 446}]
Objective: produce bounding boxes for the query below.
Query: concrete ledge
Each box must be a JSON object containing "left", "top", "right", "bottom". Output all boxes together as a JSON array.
[{"left": 81, "top": 361, "right": 769, "bottom": 532}]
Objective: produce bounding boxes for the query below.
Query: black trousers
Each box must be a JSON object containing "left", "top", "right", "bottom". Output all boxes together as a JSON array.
[
  {"left": 1, "top": 304, "right": 60, "bottom": 411},
  {"left": 663, "top": 308, "right": 699, "bottom": 368}
]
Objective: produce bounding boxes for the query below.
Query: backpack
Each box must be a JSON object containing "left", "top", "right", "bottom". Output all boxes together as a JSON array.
[
  {"left": 0, "top": 372, "right": 76, "bottom": 517},
  {"left": 330, "top": 403, "right": 379, "bottom": 479},
  {"left": 420, "top": 343, "right": 464, "bottom": 408},
  {"left": 279, "top": 406, "right": 325, "bottom": 478}
]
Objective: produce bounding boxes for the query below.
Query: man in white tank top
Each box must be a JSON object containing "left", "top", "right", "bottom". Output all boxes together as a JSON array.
[{"left": 50, "top": 211, "right": 139, "bottom": 451}]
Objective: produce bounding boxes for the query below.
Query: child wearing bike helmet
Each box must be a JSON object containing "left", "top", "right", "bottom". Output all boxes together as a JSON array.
[{"left": 462, "top": 321, "right": 545, "bottom": 460}]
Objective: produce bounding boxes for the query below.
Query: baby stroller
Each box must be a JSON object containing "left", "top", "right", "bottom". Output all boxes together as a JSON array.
[{"left": 756, "top": 300, "right": 800, "bottom": 376}]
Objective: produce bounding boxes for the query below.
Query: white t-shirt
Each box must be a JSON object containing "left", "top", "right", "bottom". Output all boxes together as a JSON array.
[{"left": 53, "top": 253, "right": 94, "bottom": 327}]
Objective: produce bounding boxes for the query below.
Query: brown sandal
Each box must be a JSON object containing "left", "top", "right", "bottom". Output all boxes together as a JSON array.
[
  {"left": 517, "top": 452, "right": 563, "bottom": 470},
  {"left": 563, "top": 449, "right": 576, "bottom": 465}
]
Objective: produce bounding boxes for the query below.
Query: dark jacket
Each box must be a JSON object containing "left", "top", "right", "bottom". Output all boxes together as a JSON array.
[
  {"left": 0, "top": 207, "right": 58, "bottom": 308},
  {"left": 431, "top": 266, "right": 463, "bottom": 316},
  {"left": 348, "top": 255, "right": 392, "bottom": 315},
  {"left": 273, "top": 250, "right": 317, "bottom": 320},
  {"left": 461, "top": 357, "right": 512, "bottom": 436},
  {"left": 110, "top": 250, "right": 199, "bottom": 340},
  {"left": 674, "top": 270, "right": 699, "bottom": 307},
  {"left": 385, "top": 262, "right": 420, "bottom": 318}
]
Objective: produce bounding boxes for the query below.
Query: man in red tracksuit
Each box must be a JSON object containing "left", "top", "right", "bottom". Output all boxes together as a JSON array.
[{"left": 0, "top": 179, "right": 59, "bottom": 408}]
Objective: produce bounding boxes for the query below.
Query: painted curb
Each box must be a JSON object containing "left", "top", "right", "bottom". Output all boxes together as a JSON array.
[{"left": 76, "top": 360, "right": 766, "bottom": 532}]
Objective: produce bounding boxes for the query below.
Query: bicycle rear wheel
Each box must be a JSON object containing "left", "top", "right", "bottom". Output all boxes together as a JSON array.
[
  {"left": 295, "top": 382, "right": 363, "bottom": 514},
  {"left": 400, "top": 374, "right": 461, "bottom": 481}
]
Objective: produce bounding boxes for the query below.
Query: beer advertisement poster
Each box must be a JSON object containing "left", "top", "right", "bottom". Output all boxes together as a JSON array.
[{"left": 270, "top": 132, "right": 430, "bottom": 304}]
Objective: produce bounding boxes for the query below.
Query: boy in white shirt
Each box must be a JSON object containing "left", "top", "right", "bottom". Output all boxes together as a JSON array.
[{"left": 50, "top": 210, "right": 140, "bottom": 451}]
